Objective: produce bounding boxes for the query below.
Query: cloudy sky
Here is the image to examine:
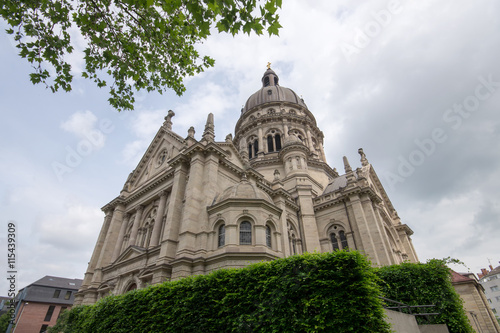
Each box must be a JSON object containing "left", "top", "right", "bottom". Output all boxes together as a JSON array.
[{"left": 1, "top": 0, "right": 499, "bottom": 294}]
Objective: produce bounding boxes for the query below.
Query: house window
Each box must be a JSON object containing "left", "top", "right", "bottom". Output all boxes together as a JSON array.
[
  {"left": 264, "top": 76, "right": 270, "bottom": 87},
  {"left": 488, "top": 299, "right": 492, "bottom": 303},
  {"left": 64, "top": 291, "right": 72, "bottom": 300},
  {"left": 218, "top": 224, "right": 225, "bottom": 247},
  {"left": 496, "top": 296, "right": 500, "bottom": 302},
  {"left": 53, "top": 289, "right": 61, "bottom": 298},
  {"left": 339, "top": 231, "right": 348, "bottom": 249},
  {"left": 266, "top": 131, "right": 282, "bottom": 153},
  {"left": 266, "top": 225, "right": 272, "bottom": 247},
  {"left": 491, "top": 285, "right": 499, "bottom": 292},
  {"left": 267, "top": 135, "right": 274, "bottom": 152},
  {"left": 275, "top": 134, "right": 282, "bottom": 150},
  {"left": 240, "top": 221, "right": 252, "bottom": 245},
  {"left": 291, "top": 235, "right": 297, "bottom": 254},
  {"left": 330, "top": 233, "right": 339, "bottom": 251},
  {"left": 44, "top": 305, "right": 55, "bottom": 322},
  {"left": 493, "top": 308, "right": 497, "bottom": 314},
  {"left": 248, "top": 139, "right": 259, "bottom": 159},
  {"left": 58, "top": 307, "right": 67, "bottom": 319},
  {"left": 331, "top": 230, "right": 348, "bottom": 251},
  {"left": 40, "top": 324, "right": 49, "bottom": 333}
]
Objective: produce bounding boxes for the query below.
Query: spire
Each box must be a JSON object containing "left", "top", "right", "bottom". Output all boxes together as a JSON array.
[
  {"left": 343, "top": 156, "right": 352, "bottom": 173},
  {"left": 202, "top": 113, "right": 215, "bottom": 142},
  {"left": 163, "top": 110, "right": 175, "bottom": 130},
  {"left": 358, "top": 148, "right": 369, "bottom": 166}
]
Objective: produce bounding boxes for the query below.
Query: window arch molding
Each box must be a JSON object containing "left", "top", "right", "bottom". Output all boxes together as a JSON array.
[
  {"left": 327, "top": 224, "right": 349, "bottom": 251},
  {"left": 138, "top": 207, "right": 157, "bottom": 248},
  {"left": 265, "top": 128, "right": 282, "bottom": 153},
  {"left": 265, "top": 220, "right": 278, "bottom": 249},
  {"left": 287, "top": 219, "right": 302, "bottom": 255},
  {"left": 121, "top": 276, "right": 141, "bottom": 294},
  {"left": 236, "top": 216, "right": 256, "bottom": 245},
  {"left": 247, "top": 134, "right": 259, "bottom": 159}
]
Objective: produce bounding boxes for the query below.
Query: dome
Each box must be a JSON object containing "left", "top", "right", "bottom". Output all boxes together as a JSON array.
[
  {"left": 214, "top": 177, "right": 273, "bottom": 204},
  {"left": 242, "top": 68, "right": 307, "bottom": 113}
]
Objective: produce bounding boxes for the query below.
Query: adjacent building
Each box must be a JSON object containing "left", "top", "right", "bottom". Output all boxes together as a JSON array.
[
  {"left": 451, "top": 271, "right": 500, "bottom": 332},
  {"left": 76, "top": 67, "right": 418, "bottom": 305},
  {"left": 11, "top": 276, "right": 82, "bottom": 333},
  {"left": 479, "top": 264, "right": 500, "bottom": 319}
]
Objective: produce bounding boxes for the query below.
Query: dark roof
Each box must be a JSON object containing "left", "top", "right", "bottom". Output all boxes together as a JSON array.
[
  {"left": 483, "top": 265, "right": 500, "bottom": 278},
  {"left": 451, "top": 270, "right": 474, "bottom": 283},
  {"left": 26, "top": 276, "right": 82, "bottom": 290}
]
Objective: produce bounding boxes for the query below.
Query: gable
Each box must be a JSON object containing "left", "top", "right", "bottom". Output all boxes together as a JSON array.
[
  {"left": 113, "top": 246, "right": 146, "bottom": 264},
  {"left": 126, "top": 128, "right": 185, "bottom": 191}
]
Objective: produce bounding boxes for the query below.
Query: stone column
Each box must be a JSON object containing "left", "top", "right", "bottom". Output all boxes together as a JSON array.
[
  {"left": 296, "top": 185, "right": 320, "bottom": 252},
  {"left": 128, "top": 205, "right": 144, "bottom": 246},
  {"left": 149, "top": 191, "right": 168, "bottom": 248},
  {"left": 305, "top": 127, "right": 315, "bottom": 152},
  {"left": 91, "top": 202, "right": 125, "bottom": 286},
  {"left": 112, "top": 213, "right": 130, "bottom": 261},
  {"left": 348, "top": 194, "right": 380, "bottom": 264},
  {"left": 158, "top": 163, "right": 188, "bottom": 260},
  {"left": 258, "top": 127, "right": 265, "bottom": 154},
  {"left": 81, "top": 208, "right": 113, "bottom": 288}
]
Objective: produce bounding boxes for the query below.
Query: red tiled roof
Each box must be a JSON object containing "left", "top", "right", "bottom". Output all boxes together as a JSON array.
[{"left": 451, "top": 270, "right": 474, "bottom": 283}]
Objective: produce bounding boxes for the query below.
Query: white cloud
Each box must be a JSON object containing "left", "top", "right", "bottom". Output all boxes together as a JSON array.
[{"left": 60, "top": 110, "right": 107, "bottom": 150}]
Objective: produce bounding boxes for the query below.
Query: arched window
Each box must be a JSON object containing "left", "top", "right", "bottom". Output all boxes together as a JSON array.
[
  {"left": 248, "top": 138, "right": 259, "bottom": 159},
  {"left": 275, "top": 134, "right": 282, "bottom": 150},
  {"left": 266, "top": 225, "right": 272, "bottom": 247},
  {"left": 331, "top": 230, "right": 349, "bottom": 251},
  {"left": 330, "top": 233, "right": 340, "bottom": 251},
  {"left": 267, "top": 135, "right": 274, "bottom": 152},
  {"left": 240, "top": 221, "right": 252, "bottom": 245},
  {"left": 339, "top": 230, "right": 348, "bottom": 249},
  {"left": 266, "top": 130, "right": 282, "bottom": 153},
  {"left": 126, "top": 283, "right": 137, "bottom": 292},
  {"left": 218, "top": 224, "right": 225, "bottom": 247},
  {"left": 291, "top": 235, "right": 297, "bottom": 254},
  {"left": 264, "top": 76, "right": 270, "bottom": 87}
]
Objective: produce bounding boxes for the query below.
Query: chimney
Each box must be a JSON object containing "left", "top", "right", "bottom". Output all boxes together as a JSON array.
[
  {"left": 490, "top": 265, "right": 494, "bottom": 270},
  {"left": 481, "top": 268, "right": 488, "bottom": 276}
]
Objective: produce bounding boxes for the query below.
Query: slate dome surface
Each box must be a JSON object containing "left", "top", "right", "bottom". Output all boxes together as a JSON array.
[{"left": 242, "top": 68, "right": 307, "bottom": 113}]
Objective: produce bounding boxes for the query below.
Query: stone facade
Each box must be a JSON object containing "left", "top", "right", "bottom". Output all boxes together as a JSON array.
[
  {"left": 451, "top": 271, "right": 500, "bottom": 333},
  {"left": 75, "top": 68, "right": 418, "bottom": 305}
]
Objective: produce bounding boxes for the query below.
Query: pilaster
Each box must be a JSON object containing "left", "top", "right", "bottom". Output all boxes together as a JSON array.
[{"left": 149, "top": 190, "right": 169, "bottom": 247}]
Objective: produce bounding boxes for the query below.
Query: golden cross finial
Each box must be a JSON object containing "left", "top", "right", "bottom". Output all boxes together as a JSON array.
[{"left": 267, "top": 62, "right": 271, "bottom": 69}]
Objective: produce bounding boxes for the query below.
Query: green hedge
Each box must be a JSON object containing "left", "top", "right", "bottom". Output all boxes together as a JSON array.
[
  {"left": 50, "top": 251, "right": 390, "bottom": 333},
  {"left": 377, "top": 259, "right": 474, "bottom": 333}
]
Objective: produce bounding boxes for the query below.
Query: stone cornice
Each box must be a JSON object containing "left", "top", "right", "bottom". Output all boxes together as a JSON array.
[{"left": 395, "top": 223, "right": 414, "bottom": 236}]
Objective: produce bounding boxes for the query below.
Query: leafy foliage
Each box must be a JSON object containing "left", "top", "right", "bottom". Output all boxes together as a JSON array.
[
  {"left": 50, "top": 251, "right": 391, "bottom": 333},
  {"left": 0, "top": 312, "right": 11, "bottom": 333},
  {"left": 0, "top": 0, "right": 282, "bottom": 111},
  {"left": 377, "top": 259, "right": 475, "bottom": 333}
]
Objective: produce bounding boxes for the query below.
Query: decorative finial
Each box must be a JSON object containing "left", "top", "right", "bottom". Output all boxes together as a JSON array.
[
  {"left": 202, "top": 113, "right": 215, "bottom": 142},
  {"left": 358, "top": 148, "right": 369, "bottom": 166},
  {"left": 267, "top": 62, "right": 271, "bottom": 69},
  {"left": 343, "top": 156, "right": 352, "bottom": 173},
  {"left": 187, "top": 126, "right": 195, "bottom": 138},
  {"left": 164, "top": 110, "right": 175, "bottom": 130}
]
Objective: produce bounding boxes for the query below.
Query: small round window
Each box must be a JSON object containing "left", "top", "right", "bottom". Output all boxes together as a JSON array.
[{"left": 157, "top": 149, "right": 168, "bottom": 166}]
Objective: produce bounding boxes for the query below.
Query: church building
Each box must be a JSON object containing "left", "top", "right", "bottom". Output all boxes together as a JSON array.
[{"left": 75, "top": 67, "right": 418, "bottom": 305}]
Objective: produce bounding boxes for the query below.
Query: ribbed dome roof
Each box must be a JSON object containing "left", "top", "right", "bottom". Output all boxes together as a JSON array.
[
  {"left": 214, "top": 177, "right": 273, "bottom": 204},
  {"left": 242, "top": 68, "right": 307, "bottom": 113}
]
